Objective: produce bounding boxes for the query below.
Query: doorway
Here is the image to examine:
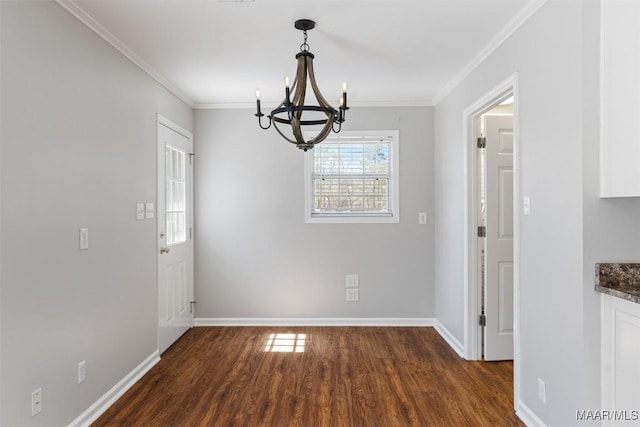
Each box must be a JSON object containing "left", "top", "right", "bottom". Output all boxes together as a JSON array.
[
  {"left": 157, "top": 114, "right": 194, "bottom": 354},
  {"left": 462, "top": 73, "right": 520, "bottom": 406},
  {"left": 479, "top": 106, "right": 514, "bottom": 361}
]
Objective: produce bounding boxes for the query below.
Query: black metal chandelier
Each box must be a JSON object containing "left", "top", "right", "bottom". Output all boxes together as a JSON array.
[{"left": 255, "top": 19, "right": 348, "bottom": 151}]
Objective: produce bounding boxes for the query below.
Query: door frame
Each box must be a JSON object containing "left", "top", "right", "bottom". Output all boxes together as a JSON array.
[
  {"left": 156, "top": 113, "right": 195, "bottom": 351},
  {"left": 462, "top": 73, "right": 520, "bottom": 404}
]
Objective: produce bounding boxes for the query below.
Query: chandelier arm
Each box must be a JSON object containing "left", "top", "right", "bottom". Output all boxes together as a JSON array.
[
  {"left": 257, "top": 114, "right": 272, "bottom": 130},
  {"left": 272, "top": 119, "right": 301, "bottom": 146},
  {"left": 306, "top": 55, "right": 335, "bottom": 145},
  {"left": 309, "top": 119, "right": 334, "bottom": 145},
  {"left": 293, "top": 56, "right": 308, "bottom": 116},
  {"left": 307, "top": 56, "right": 335, "bottom": 113},
  {"left": 290, "top": 54, "right": 311, "bottom": 145},
  {"left": 291, "top": 116, "right": 305, "bottom": 144}
]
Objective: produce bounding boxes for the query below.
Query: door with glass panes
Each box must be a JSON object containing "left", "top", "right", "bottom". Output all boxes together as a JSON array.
[{"left": 157, "top": 116, "right": 193, "bottom": 354}]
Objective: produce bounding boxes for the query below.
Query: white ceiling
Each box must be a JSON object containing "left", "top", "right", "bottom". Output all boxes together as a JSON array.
[{"left": 60, "top": 0, "right": 539, "bottom": 108}]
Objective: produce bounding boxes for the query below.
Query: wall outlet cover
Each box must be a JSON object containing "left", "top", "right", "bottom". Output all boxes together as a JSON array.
[
  {"left": 346, "top": 274, "right": 359, "bottom": 288},
  {"left": 346, "top": 288, "right": 359, "bottom": 302},
  {"left": 419, "top": 212, "right": 428, "bottom": 224},
  {"left": 31, "top": 388, "right": 42, "bottom": 416},
  {"left": 537, "top": 378, "right": 546, "bottom": 403},
  {"left": 78, "top": 360, "right": 86, "bottom": 384}
]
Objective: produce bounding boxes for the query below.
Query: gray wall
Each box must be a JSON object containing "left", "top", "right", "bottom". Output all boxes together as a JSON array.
[
  {"left": 194, "top": 107, "right": 434, "bottom": 319},
  {"left": 7, "top": 1, "right": 632, "bottom": 426},
  {"left": 435, "top": 0, "right": 640, "bottom": 424},
  {"left": 0, "top": 2, "right": 193, "bottom": 426}
]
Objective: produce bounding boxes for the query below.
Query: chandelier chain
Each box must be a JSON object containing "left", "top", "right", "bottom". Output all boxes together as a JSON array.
[{"left": 300, "top": 30, "right": 310, "bottom": 52}]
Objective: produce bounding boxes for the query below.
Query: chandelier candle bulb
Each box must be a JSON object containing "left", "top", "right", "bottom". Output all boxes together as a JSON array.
[
  {"left": 342, "top": 85, "right": 348, "bottom": 110},
  {"left": 255, "top": 89, "right": 262, "bottom": 116},
  {"left": 285, "top": 76, "right": 291, "bottom": 105}
]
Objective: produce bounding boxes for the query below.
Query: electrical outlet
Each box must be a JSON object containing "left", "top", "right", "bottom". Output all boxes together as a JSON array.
[
  {"left": 346, "top": 288, "right": 359, "bottom": 302},
  {"left": 31, "top": 388, "right": 42, "bottom": 416},
  {"left": 78, "top": 360, "right": 86, "bottom": 384},
  {"left": 136, "top": 203, "right": 145, "bottom": 220},
  {"left": 346, "top": 274, "right": 359, "bottom": 288},
  {"left": 537, "top": 378, "right": 546, "bottom": 403},
  {"left": 418, "top": 212, "right": 427, "bottom": 224}
]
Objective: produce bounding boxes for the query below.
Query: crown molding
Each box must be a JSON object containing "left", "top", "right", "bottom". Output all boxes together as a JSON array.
[
  {"left": 194, "top": 99, "right": 434, "bottom": 110},
  {"left": 56, "top": 0, "right": 196, "bottom": 109},
  {"left": 56, "top": 0, "right": 545, "bottom": 111},
  {"left": 431, "top": 0, "right": 548, "bottom": 105}
]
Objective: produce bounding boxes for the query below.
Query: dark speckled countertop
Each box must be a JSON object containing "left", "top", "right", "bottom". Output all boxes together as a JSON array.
[{"left": 596, "top": 263, "right": 640, "bottom": 304}]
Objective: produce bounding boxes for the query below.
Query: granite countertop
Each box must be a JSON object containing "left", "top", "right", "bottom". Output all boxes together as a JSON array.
[{"left": 596, "top": 263, "right": 640, "bottom": 304}]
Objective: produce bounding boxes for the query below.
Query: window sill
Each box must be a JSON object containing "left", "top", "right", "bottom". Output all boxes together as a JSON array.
[{"left": 305, "top": 214, "right": 399, "bottom": 224}]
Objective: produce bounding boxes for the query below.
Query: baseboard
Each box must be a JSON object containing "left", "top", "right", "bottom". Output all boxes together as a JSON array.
[
  {"left": 516, "top": 399, "right": 547, "bottom": 427},
  {"left": 194, "top": 317, "right": 435, "bottom": 327},
  {"left": 68, "top": 350, "right": 161, "bottom": 427},
  {"left": 432, "top": 319, "right": 465, "bottom": 358}
]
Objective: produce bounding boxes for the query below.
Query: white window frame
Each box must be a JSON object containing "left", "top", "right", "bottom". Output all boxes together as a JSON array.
[{"left": 304, "top": 130, "right": 400, "bottom": 224}]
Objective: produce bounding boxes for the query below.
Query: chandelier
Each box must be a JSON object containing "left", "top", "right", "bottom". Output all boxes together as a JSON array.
[{"left": 255, "top": 19, "right": 348, "bottom": 151}]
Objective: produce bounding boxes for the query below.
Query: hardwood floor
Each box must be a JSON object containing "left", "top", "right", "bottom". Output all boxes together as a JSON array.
[{"left": 93, "top": 327, "right": 523, "bottom": 427}]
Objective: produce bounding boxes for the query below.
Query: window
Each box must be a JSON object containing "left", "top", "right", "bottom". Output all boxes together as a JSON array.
[
  {"left": 166, "top": 146, "right": 186, "bottom": 245},
  {"left": 304, "top": 130, "right": 399, "bottom": 223}
]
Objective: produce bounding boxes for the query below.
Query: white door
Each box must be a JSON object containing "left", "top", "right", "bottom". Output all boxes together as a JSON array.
[
  {"left": 483, "top": 114, "right": 514, "bottom": 361},
  {"left": 157, "top": 116, "right": 194, "bottom": 354}
]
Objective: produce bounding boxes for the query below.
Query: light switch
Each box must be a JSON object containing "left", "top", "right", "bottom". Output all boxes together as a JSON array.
[
  {"left": 523, "top": 196, "right": 531, "bottom": 216},
  {"left": 136, "top": 203, "right": 145, "bottom": 220},
  {"left": 145, "top": 203, "right": 155, "bottom": 219},
  {"left": 79, "top": 228, "right": 89, "bottom": 250}
]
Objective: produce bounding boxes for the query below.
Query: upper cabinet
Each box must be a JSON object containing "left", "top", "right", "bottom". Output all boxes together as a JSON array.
[{"left": 600, "top": 0, "right": 640, "bottom": 198}]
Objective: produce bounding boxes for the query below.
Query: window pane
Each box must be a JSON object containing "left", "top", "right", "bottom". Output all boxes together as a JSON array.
[
  {"left": 339, "top": 144, "right": 364, "bottom": 175},
  {"left": 311, "top": 139, "right": 393, "bottom": 215},
  {"left": 166, "top": 146, "right": 186, "bottom": 245},
  {"left": 364, "top": 144, "right": 390, "bottom": 174}
]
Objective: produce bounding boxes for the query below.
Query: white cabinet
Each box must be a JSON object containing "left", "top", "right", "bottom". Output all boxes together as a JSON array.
[
  {"left": 600, "top": 0, "right": 640, "bottom": 198},
  {"left": 601, "top": 294, "right": 640, "bottom": 426}
]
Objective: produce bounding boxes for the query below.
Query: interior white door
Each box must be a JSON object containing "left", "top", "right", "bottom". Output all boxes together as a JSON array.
[
  {"left": 157, "top": 117, "right": 194, "bottom": 354},
  {"left": 483, "top": 115, "right": 514, "bottom": 361}
]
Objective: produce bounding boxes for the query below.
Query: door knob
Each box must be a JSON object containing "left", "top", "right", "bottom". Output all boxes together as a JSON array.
[{"left": 160, "top": 247, "right": 170, "bottom": 254}]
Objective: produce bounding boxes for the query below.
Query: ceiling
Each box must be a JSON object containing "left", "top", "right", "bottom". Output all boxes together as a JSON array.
[{"left": 60, "top": 0, "right": 538, "bottom": 109}]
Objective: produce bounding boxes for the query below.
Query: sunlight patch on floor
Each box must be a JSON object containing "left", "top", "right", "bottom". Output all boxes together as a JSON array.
[{"left": 264, "top": 333, "right": 306, "bottom": 353}]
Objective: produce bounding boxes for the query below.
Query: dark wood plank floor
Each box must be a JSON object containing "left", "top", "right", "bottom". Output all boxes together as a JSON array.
[{"left": 93, "top": 327, "right": 523, "bottom": 427}]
